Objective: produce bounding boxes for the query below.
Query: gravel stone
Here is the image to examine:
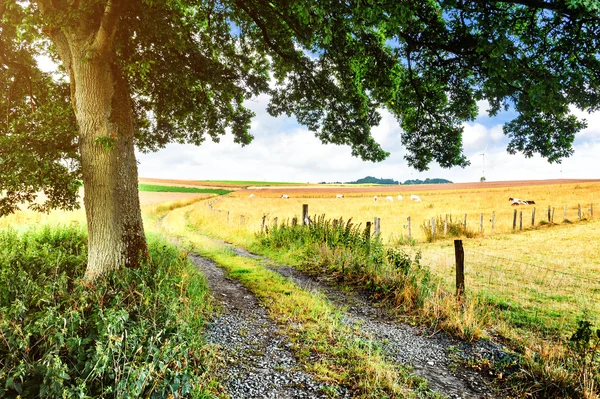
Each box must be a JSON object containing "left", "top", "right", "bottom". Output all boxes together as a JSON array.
[
  {"left": 189, "top": 254, "right": 348, "bottom": 399},
  {"left": 226, "top": 245, "right": 508, "bottom": 399}
]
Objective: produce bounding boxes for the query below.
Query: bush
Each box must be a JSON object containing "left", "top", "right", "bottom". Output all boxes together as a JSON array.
[
  {"left": 0, "top": 226, "right": 212, "bottom": 398},
  {"left": 257, "top": 215, "right": 434, "bottom": 313},
  {"left": 421, "top": 215, "right": 477, "bottom": 242}
]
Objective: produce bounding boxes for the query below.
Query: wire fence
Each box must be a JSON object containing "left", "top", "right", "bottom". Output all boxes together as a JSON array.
[
  {"left": 201, "top": 199, "right": 600, "bottom": 335},
  {"left": 205, "top": 199, "right": 598, "bottom": 244},
  {"left": 422, "top": 245, "right": 600, "bottom": 335}
]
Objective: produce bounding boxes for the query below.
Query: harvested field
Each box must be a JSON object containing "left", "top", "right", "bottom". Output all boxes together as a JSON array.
[{"left": 233, "top": 179, "right": 600, "bottom": 197}]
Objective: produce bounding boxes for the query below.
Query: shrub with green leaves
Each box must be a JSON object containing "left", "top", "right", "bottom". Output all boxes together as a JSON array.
[
  {"left": 0, "top": 226, "right": 212, "bottom": 398},
  {"left": 257, "top": 215, "right": 435, "bottom": 313}
]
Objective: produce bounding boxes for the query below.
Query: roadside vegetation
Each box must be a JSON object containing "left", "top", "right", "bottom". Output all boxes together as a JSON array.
[
  {"left": 0, "top": 226, "right": 217, "bottom": 398},
  {"left": 183, "top": 195, "right": 600, "bottom": 399}
]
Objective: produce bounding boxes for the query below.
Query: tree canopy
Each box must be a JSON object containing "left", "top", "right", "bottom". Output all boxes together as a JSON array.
[{"left": 1, "top": 0, "right": 599, "bottom": 214}]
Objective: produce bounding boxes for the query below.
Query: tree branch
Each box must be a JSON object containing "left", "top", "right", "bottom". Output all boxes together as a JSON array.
[
  {"left": 91, "top": 0, "right": 120, "bottom": 55},
  {"left": 484, "top": 0, "right": 584, "bottom": 15}
]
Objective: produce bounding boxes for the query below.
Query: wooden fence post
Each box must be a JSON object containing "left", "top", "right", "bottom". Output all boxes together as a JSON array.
[
  {"left": 444, "top": 214, "right": 448, "bottom": 236},
  {"left": 454, "top": 239, "right": 465, "bottom": 301},
  {"left": 551, "top": 207, "right": 555, "bottom": 224},
  {"left": 512, "top": 209, "right": 517, "bottom": 231},
  {"left": 519, "top": 211, "right": 523, "bottom": 230},
  {"left": 365, "top": 221, "right": 372, "bottom": 241},
  {"left": 407, "top": 216, "right": 412, "bottom": 240},
  {"left": 531, "top": 207, "right": 536, "bottom": 226},
  {"left": 292, "top": 216, "right": 297, "bottom": 226},
  {"left": 480, "top": 213, "right": 483, "bottom": 234},
  {"left": 491, "top": 211, "right": 495, "bottom": 233},
  {"left": 374, "top": 217, "right": 381, "bottom": 236},
  {"left": 431, "top": 217, "right": 435, "bottom": 238},
  {"left": 302, "top": 204, "right": 309, "bottom": 225},
  {"left": 547, "top": 206, "right": 551, "bottom": 222},
  {"left": 578, "top": 204, "right": 582, "bottom": 220},
  {"left": 273, "top": 217, "right": 278, "bottom": 228},
  {"left": 261, "top": 215, "right": 266, "bottom": 232}
]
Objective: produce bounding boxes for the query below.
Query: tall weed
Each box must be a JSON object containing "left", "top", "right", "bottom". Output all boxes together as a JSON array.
[{"left": 0, "top": 226, "right": 212, "bottom": 398}]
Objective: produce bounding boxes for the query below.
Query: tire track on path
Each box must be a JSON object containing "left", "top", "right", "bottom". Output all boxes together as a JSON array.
[
  {"left": 188, "top": 254, "right": 347, "bottom": 399},
  {"left": 225, "top": 245, "right": 504, "bottom": 399}
]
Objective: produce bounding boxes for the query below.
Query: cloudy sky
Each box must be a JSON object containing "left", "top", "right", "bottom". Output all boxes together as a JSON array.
[{"left": 137, "top": 95, "right": 600, "bottom": 184}]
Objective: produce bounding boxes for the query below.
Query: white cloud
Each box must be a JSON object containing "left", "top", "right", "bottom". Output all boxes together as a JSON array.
[{"left": 137, "top": 96, "right": 600, "bottom": 184}]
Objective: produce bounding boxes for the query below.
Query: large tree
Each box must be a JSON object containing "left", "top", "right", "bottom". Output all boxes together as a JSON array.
[{"left": 1, "top": 0, "right": 598, "bottom": 280}]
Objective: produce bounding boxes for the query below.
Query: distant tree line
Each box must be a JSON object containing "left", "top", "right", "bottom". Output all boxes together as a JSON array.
[
  {"left": 318, "top": 176, "right": 453, "bottom": 185},
  {"left": 403, "top": 178, "right": 453, "bottom": 185}
]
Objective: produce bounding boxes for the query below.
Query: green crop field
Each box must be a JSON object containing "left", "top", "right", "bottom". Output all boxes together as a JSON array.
[
  {"left": 139, "top": 184, "right": 232, "bottom": 195},
  {"left": 197, "top": 180, "right": 302, "bottom": 186}
]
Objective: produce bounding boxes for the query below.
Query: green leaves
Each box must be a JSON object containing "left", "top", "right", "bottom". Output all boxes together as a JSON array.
[{"left": 0, "top": 228, "right": 213, "bottom": 398}]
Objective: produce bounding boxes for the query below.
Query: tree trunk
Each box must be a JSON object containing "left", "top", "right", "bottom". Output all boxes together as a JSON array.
[{"left": 68, "top": 45, "right": 148, "bottom": 281}]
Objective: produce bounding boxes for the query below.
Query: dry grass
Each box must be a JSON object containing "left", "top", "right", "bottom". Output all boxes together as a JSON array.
[
  {"left": 193, "top": 182, "right": 600, "bottom": 337},
  {"left": 203, "top": 181, "right": 600, "bottom": 242}
]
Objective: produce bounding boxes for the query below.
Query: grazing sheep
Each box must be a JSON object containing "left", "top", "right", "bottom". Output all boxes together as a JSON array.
[
  {"left": 509, "top": 197, "right": 535, "bottom": 205},
  {"left": 249, "top": 194, "right": 254, "bottom": 198},
  {"left": 281, "top": 194, "right": 289, "bottom": 199},
  {"left": 386, "top": 196, "right": 393, "bottom": 202},
  {"left": 410, "top": 194, "right": 422, "bottom": 202},
  {"left": 336, "top": 194, "right": 344, "bottom": 199},
  {"left": 397, "top": 195, "right": 403, "bottom": 201},
  {"left": 373, "top": 196, "right": 378, "bottom": 202}
]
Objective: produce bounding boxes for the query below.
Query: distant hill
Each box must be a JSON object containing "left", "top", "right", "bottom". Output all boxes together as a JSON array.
[
  {"left": 346, "top": 176, "right": 399, "bottom": 185},
  {"left": 403, "top": 178, "right": 453, "bottom": 185}
]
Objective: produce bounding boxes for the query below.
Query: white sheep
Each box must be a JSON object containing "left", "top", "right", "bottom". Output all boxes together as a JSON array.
[
  {"left": 397, "top": 195, "right": 403, "bottom": 201},
  {"left": 373, "top": 196, "right": 378, "bottom": 202},
  {"left": 249, "top": 194, "right": 254, "bottom": 198},
  {"left": 386, "top": 196, "right": 393, "bottom": 202},
  {"left": 281, "top": 194, "right": 289, "bottom": 199},
  {"left": 410, "top": 194, "right": 422, "bottom": 202},
  {"left": 336, "top": 194, "right": 344, "bottom": 199}
]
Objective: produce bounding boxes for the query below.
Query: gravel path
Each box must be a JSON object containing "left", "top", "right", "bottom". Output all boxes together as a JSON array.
[
  {"left": 226, "top": 246, "right": 507, "bottom": 399},
  {"left": 188, "top": 254, "right": 347, "bottom": 398}
]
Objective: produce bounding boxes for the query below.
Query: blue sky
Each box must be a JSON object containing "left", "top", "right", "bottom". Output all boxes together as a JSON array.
[{"left": 137, "top": 94, "right": 600, "bottom": 183}]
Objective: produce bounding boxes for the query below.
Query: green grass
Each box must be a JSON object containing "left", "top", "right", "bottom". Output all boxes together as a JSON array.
[
  {"left": 139, "top": 183, "right": 232, "bottom": 195},
  {"left": 197, "top": 180, "right": 301, "bottom": 186},
  {"left": 0, "top": 226, "right": 217, "bottom": 398}
]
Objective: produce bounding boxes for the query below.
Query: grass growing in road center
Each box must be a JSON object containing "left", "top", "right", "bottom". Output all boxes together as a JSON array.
[{"left": 152, "top": 203, "right": 443, "bottom": 399}]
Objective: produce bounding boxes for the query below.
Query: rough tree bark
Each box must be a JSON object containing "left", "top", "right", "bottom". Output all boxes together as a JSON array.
[{"left": 44, "top": 11, "right": 148, "bottom": 281}]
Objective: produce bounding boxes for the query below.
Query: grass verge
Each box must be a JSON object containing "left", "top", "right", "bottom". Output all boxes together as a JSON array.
[{"left": 0, "top": 226, "right": 218, "bottom": 398}]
